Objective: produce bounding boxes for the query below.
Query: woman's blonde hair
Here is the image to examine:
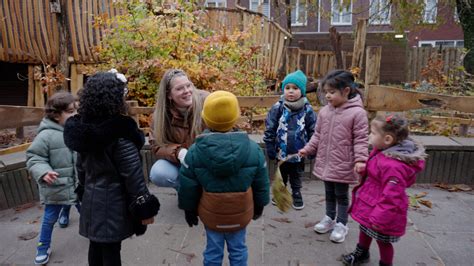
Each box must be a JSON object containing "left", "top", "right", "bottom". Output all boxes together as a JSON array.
[{"left": 153, "top": 69, "right": 204, "bottom": 146}]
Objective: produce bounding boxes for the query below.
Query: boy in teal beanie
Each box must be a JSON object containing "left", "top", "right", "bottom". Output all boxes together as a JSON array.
[{"left": 264, "top": 70, "right": 316, "bottom": 210}]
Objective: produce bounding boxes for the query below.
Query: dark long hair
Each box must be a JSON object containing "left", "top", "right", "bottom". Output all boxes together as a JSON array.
[
  {"left": 321, "top": 70, "right": 363, "bottom": 99},
  {"left": 79, "top": 72, "right": 127, "bottom": 122}
]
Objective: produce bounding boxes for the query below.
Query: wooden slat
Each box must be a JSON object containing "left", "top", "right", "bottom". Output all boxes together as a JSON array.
[
  {"left": 8, "top": 0, "right": 21, "bottom": 61},
  {"left": 0, "top": 105, "right": 44, "bottom": 129},
  {"left": 6, "top": 172, "right": 21, "bottom": 207},
  {"left": 13, "top": 170, "right": 28, "bottom": 204},
  {"left": 4, "top": 0, "right": 17, "bottom": 62},
  {"left": 0, "top": 143, "right": 31, "bottom": 156},
  {"left": 14, "top": 0, "right": 26, "bottom": 61},
  {"left": 27, "top": 65, "right": 34, "bottom": 106},
  {"left": 42, "top": 0, "right": 53, "bottom": 60},
  {"left": 19, "top": 169, "right": 34, "bottom": 202},
  {"left": 24, "top": 0, "right": 41, "bottom": 62},
  {"left": 0, "top": 177, "right": 8, "bottom": 210},
  {"left": 0, "top": 0, "right": 10, "bottom": 61},
  {"left": 68, "top": 0, "right": 80, "bottom": 61}
]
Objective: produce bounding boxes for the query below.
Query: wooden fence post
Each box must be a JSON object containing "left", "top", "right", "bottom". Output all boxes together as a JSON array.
[
  {"left": 364, "top": 46, "right": 382, "bottom": 117},
  {"left": 351, "top": 19, "right": 367, "bottom": 71}
]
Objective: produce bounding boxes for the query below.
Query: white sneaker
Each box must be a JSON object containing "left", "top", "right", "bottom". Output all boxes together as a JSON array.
[
  {"left": 313, "top": 215, "right": 336, "bottom": 234},
  {"left": 330, "top": 222, "right": 348, "bottom": 243}
]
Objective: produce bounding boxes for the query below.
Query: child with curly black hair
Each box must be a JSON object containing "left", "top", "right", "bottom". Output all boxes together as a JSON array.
[{"left": 64, "top": 71, "right": 160, "bottom": 266}]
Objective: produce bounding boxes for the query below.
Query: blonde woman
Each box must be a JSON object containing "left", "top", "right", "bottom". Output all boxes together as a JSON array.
[{"left": 149, "top": 69, "right": 209, "bottom": 189}]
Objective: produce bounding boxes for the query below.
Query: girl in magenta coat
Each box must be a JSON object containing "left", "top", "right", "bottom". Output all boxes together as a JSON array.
[
  {"left": 343, "top": 114, "right": 426, "bottom": 266},
  {"left": 299, "top": 70, "right": 369, "bottom": 243}
]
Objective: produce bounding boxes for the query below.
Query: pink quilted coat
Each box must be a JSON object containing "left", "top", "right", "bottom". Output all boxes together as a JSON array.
[
  {"left": 349, "top": 139, "right": 426, "bottom": 236},
  {"left": 300, "top": 95, "right": 368, "bottom": 184}
]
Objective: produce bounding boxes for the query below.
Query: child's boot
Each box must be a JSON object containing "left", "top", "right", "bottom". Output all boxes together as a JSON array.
[
  {"left": 342, "top": 244, "right": 370, "bottom": 265},
  {"left": 291, "top": 190, "right": 304, "bottom": 210},
  {"left": 379, "top": 261, "right": 392, "bottom": 266},
  {"left": 58, "top": 207, "right": 70, "bottom": 228},
  {"left": 34, "top": 243, "right": 52, "bottom": 265}
]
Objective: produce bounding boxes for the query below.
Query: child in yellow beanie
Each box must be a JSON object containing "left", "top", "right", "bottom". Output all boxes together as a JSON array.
[
  {"left": 264, "top": 70, "right": 317, "bottom": 210},
  {"left": 178, "top": 90, "right": 270, "bottom": 265}
]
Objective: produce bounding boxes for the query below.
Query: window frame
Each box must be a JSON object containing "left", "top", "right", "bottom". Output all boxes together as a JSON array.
[
  {"left": 369, "top": 0, "right": 391, "bottom": 25},
  {"left": 331, "top": 0, "right": 352, "bottom": 26}
]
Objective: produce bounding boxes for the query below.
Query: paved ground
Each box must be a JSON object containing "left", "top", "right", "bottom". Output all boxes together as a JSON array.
[{"left": 0, "top": 180, "right": 473, "bottom": 265}]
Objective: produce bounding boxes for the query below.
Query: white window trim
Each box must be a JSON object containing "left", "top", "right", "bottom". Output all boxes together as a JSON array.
[
  {"left": 205, "top": 0, "right": 227, "bottom": 8},
  {"left": 418, "top": 40, "right": 464, "bottom": 47},
  {"left": 331, "top": 0, "right": 352, "bottom": 25},
  {"left": 422, "top": 0, "right": 437, "bottom": 24},
  {"left": 249, "top": 0, "right": 271, "bottom": 18},
  {"left": 291, "top": 0, "right": 308, "bottom": 26},
  {"left": 369, "top": 0, "right": 391, "bottom": 25}
]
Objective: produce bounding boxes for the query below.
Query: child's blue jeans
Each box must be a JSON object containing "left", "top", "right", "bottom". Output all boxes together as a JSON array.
[
  {"left": 37, "top": 204, "right": 79, "bottom": 251},
  {"left": 204, "top": 227, "right": 248, "bottom": 266}
]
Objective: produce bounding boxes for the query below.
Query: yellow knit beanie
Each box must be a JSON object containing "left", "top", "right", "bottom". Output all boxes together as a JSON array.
[{"left": 201, "top": 90, "right": 240, "bottom": 132}]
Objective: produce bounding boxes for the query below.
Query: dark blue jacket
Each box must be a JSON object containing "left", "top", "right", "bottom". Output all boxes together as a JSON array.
[{"left": 263, "top": 97, "right": 317, "bottom": 161}]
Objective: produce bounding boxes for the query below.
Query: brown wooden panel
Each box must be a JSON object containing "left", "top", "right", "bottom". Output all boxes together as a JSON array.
[
  {"left": 19, "top": 169, "right": 34, "bottom": 202},
  {"left": 5, "top": 172, "right": 21, "bottom": 207}
]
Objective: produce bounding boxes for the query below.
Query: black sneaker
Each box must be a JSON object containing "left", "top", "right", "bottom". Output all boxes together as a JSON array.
[
  {"left": 292, "top": 191, "right": 304, "bottom": 210},
  {"left": 342, "top": 244, "right": 370, "bottom": 265}
]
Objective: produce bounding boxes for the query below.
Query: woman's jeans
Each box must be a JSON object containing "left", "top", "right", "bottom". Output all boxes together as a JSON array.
[
  {"left": 37, "top": 204, "right": 80, "bottom": 252},
  {"left": 149, "top": 159, "right": 180, "bottom": 190},
  {"left": 204, "top": 227, "right": 248, "bottom": 266}
]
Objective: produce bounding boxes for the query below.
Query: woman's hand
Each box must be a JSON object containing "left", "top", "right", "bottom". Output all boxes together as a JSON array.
[{"left": 141, "top": 217, "right": 154, "bottom": 225}]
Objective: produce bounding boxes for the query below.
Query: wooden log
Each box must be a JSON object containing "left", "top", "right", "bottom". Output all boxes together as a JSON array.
[
  {"left": 351, "top": 19, "right": 367, "bottom": 70},
  {"left": 27, "top": 66, "right": 35, "bottom": 106},
  {"left": 366, "top": 85, "right": 474, "bottom": 113}
]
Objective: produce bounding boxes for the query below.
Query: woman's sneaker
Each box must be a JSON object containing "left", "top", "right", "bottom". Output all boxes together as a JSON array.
[
  {"left": 342, "top": 244, "right": 370, "bottom": 265},
  {"left": 313, "top": 215, "right": 335, "bottom": 233},
  {"left": 330, "top": 222, "right": 348, "bottom": 243},
  {"left": 34, "top": 247, "right": 51, "bottom": 265}
]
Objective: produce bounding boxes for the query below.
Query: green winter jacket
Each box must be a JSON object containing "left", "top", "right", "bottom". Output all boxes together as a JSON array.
[
  {"left": 178, "top": 130, "right": 270, "bottom": 212},
  {"left": 26, "top": 118, "right": 77, "bottom": 205}
]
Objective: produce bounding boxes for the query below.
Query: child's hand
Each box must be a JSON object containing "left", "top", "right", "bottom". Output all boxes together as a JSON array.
[
  {"left": 42, "top": 171, "right": 59, "bottom": 185},
  {"left": 354, "top": 162, "right": 366, "bottom": 175},
  {"left": 298, "top": 149, "right": 308, "bottom": 158},
  {"left": 141, "top": 217, "right": 154, "bottom": 225}
]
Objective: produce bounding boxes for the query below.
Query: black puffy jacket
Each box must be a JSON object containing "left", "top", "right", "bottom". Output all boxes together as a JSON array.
[{"left": 64, "top": 115, "right": 159, "bottom": 243}]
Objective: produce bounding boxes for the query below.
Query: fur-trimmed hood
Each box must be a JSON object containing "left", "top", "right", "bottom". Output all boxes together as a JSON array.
[
  {"left": 64, "top": 115, "right": 145, "bottom": 152},
  {"left": 382, "top": 138, "right": 427, "bottom": 165}
]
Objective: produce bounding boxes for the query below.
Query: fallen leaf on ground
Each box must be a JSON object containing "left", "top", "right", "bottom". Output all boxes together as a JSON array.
[
  {"left": 266, "top": 223, "right": 276, "bottom": 229},
  {"left": 418, "top": 199, "right": 433, "bottom": 208},
  {"left": 14, "top": 202, "right": 36, "bottom": 212},
  {"left": 167, "top": 248, "right": 195, "bottom": 262},
  {"left": 434, "top": 183, "right": 473, "bottom": 192},
  {"left": 304, "top": 222, "right": 317, "bottom": 228},
  {"left": 415, "top": 192, "right": 428, "bottom": 198},
  {"left": 266, "top": 241, "right": 278, "bottom": 247},
  {"left": 18, "top": 231, "right": 38, "bottom": 240},
  {"left": 271, "top": 217, "right": 292, "bottom": 223}
]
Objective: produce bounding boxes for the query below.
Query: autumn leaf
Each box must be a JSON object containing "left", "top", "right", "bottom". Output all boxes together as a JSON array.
[
  {"left": 418, "top": 199, "right": 433, "bottom": 209},
  {"left": 271, "top": 217, "right": 292, "bottom": 223}
]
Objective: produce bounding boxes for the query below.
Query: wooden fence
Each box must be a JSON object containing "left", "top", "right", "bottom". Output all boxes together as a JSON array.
[
  {"left": 406, "top": 47, "right": 465, "bottom": 82},
  {"left": 202, "top": 8, "right": 290, "bottom": 79},
  {"left": 285, "top": 48, "right": 351, "bottom": 78}
]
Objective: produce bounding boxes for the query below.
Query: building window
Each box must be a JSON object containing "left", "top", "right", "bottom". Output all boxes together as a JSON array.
[
  {"left": 423, "top": 0, "right": 437, "bottom": 24},
  {"left": 250, "top": 0, "right": 271, "bottom": 18},
  {"left": 418, "top": 40, "right": 463, "bottom": 48},
  {"left": 205, "top": 0, "right": 226, "bottom": 8},
  {"left": 331, "top": 0, "right": 352, "bottom": 25},
  {"left": 369, "top": 0, "right": 390, "bottom": 25},
  {"left": 291, "top": 0, "right": 307, "bottom": 26}
]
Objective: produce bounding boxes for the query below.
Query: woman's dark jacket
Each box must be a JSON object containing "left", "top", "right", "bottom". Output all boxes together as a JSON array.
[{"left": 64, "top": 115, "right": 159, "bottom": 243}]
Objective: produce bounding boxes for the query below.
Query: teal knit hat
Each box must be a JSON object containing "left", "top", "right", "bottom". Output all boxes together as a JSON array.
[{"left": 282, "top": 70, "right": 307, "bottom": 96}]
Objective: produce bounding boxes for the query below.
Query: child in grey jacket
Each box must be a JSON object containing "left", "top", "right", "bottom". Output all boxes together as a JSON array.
[{"left": 26, "top": 92, "right": 79, "bottom": 265}]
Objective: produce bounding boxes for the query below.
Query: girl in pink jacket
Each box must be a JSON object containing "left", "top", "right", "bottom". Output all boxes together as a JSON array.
[
  {"left": 342, "top": 114, "right": 426, "bottom": 266},
  {"left": 299, "top": 70, "right": 369, "bottom": 243}
]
